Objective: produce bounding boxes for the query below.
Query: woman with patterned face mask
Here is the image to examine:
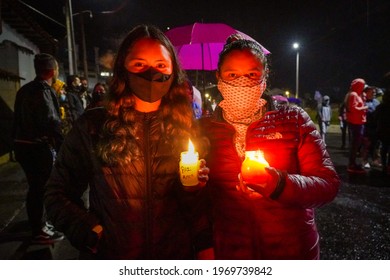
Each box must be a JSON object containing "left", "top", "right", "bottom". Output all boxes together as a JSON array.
[
  {"left": 44, "top": 24, "right": 213, "bottom": 260},
  {"left": 201, "top": 35, "right": 340, "bottom": 260}
]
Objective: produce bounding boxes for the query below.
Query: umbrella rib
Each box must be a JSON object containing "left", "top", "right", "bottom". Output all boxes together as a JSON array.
[{"left": 190, "top": 22, "right": 198, "bottom": 44}]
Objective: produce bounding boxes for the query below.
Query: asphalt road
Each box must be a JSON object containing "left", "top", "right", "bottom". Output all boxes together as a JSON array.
[
  {"left": 316, "top": 130, "right": 389, "bottom": 260},
  {"left": 0, "top": 126, "right": 389, "bottom": 260}
]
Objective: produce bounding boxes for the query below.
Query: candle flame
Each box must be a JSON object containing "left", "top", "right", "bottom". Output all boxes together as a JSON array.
[
  {"left": 188, "top": 139, "right": 195, "bottom": 153},
  {"left": 245, "top": 150, "right": 269, "bottom": 165},
  {"left": 180, "top": 139, "right": 199, "bottom": 186}
]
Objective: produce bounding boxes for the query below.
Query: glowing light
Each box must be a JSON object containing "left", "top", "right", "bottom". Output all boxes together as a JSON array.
[
  {"left": 179, "top": 139, "right": 199, "bottom": 186},
  {"left": 241, "top": 150, "right": 269, "bottom": 184}
]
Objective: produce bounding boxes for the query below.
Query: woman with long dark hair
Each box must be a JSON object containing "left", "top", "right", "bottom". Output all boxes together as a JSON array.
[{"left": 44, "top": 24, "right": 213, "bottom": 259}]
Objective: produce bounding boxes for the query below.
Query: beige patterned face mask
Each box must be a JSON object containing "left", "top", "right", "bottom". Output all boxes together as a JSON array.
[
  {"left": 218, "top": 76, "right": 267, "bottom": 158},
  {"left": 218, "top": 76, "right": 266, "bottom": 120}
]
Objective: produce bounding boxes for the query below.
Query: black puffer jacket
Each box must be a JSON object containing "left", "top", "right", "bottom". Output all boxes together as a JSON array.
[
  {"left": 45, "top": 108, "right": 212, "bottom": 259},
  {"left": 202, "top": 105, "right": 340, "bottom": 259},
  {"left": 13, "top": 78, "right": 63, "bottom": 150}
]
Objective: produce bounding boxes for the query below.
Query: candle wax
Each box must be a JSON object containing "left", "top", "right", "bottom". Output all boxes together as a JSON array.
[
  {"left": 241, "top": 150, "right": 269, "bottom": 184},
  {"left": 179, "top": 140, "right": 199, "bottom": 186}
]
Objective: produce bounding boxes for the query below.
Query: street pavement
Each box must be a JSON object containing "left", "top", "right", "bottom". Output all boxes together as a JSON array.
[{"left": 0, "top": 125, "right": 389, "bottom": 260}]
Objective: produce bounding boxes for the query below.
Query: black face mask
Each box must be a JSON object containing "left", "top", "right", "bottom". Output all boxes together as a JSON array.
[{"left": 128, "top": 68, "right": 173, "bottom": 102}]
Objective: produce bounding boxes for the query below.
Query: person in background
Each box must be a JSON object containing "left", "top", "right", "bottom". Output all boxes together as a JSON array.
[
  {"left": 374, "top": 72, "right": 390, "bottom": 175},
  {"left": 344, "top": 78, "right": 368, "bottom": 173},
  {"left": 184, "top": 79, "right": 203, "bottom": 119},
  {"left": 64, "top": 75, "right": 84, "bottom": 125},
  {"left": 51, "top": 78, "right": 68, "bottom": 132},
  {"left": 317, "top": 95, "right": 332, "bottom": 145},
  {"left": 338, "top": 102, "right": 349, "bottom": 149},
  {"left": 86, "top": 82, "right": 108, "bottom": 110},
  {"left": 272, "top": 95, "right": 289, "bottom": 108},
  {"left": 13, "top": 53, "right": 64, "bottom": 244},
  {"left": 201, "top": 35, "right": 340, "bottom": 259},
  {"left": 361, "top": 86, "right": 381, "bottom": 169},
  {"left": 205, "top": 99, "right": 219, "bottom": 116},
  {"left": 192, "top": 85, "right": 203, "bottom": 119},
  {"left": 79, "top": 76, "right": 92, "bottom": 109},
  {"left": 211, "top": 99, "right": 218, "bottom": 112},
  {"left": 44, "top": 24, "right": 213, "bottom": 260},
  {"left": 52, "top": 78, "right": 66, "bottom": 96}
]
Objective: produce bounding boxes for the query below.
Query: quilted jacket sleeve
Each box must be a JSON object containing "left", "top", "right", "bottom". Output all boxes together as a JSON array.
[
  {"left": 276, "top": 108, "right": 340, "bottom": 208},
  {"left": 44, "top": 114, "right": 101, "bottom": 251},
  {"left": 246, "top": 106, "right": 340, "bottom": 208}
]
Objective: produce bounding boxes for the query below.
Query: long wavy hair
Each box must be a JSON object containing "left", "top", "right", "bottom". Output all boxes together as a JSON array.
[{"left": 97, "top": 24, "right": 196, "bottom": 166}]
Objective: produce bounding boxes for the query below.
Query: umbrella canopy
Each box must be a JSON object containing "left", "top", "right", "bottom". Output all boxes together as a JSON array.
[
  {"left": 272, "top": 95, "right": 289, "bottom": 103},
  {"left": 165, "top": 22, "right": 270, "bottom": 71}
]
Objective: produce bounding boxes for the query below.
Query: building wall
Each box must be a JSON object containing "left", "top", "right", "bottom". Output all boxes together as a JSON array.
[
  {"left": 0, "top": 21, "right": 39, "bottom": 162},
  {"left": 0, "top": 21, "right": 38, "bottom": 85}
]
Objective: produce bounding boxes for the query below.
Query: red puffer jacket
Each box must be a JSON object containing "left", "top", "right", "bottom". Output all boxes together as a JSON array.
[{"left": 202, "top": 106, "right": 340, "bottom": 259}]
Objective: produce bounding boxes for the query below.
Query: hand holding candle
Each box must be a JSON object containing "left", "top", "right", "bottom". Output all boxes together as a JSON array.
[
  {"left": 241, "top": 150, "right": 270, "bottom": 185},
  {"left": 179, "top": 139, "right": 200, "bottom": 186}
]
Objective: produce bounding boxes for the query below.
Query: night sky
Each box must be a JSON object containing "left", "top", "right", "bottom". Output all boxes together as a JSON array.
[{"left": 20, "top": 0, "right": 390, "bottom": 101}]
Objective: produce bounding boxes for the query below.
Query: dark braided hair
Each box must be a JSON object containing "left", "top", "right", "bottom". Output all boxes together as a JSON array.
[{"left": 217, "top": 34, "right": 269, "bottom": 81}]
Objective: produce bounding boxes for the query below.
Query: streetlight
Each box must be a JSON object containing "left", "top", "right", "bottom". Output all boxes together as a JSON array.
[
  {"left": 64, "top": 1, "right": 125, "bottom": 78},
  {"left": 293, "top": 42, "right": 299, "bottom": 98},
  {"left": 65, "top": 0, "right": 77, "bottom": 75}
]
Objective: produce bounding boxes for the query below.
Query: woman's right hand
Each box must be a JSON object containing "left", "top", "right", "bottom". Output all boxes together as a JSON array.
[
  {"left": 237, "top": 167, "right": 282, "bottom": 199},
  {"left": 236, "top": 173, "right": 262, "bottom": 200}
]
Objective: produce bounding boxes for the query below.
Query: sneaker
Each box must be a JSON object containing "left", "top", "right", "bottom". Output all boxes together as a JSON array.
[
  {"left": 31, "top": 225, "right": 64, "bottom": 245},
  {"left": 347, "top": 164, "right": 366, "bottom": 174},
  {"left": 44, "top": 221, "right": 55, "bottom": 231},
  {"left": 363, "top": 162, "right": 371, "bottom": 169}
]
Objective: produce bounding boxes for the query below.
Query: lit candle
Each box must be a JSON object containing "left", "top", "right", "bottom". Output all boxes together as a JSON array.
[
  {"left": 241, "top": 150, "right": 270, "bottom": 184},
  {"left": 179, "top": 139, "right": 200, "bottom": 186}
]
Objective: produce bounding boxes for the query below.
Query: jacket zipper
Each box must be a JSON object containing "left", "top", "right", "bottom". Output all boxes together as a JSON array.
[{"left": 143, "top": 113, "right": 152, "bottom": 258}]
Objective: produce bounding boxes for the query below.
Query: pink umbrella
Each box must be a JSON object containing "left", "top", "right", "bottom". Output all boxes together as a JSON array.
[
  {"left": 165, "top": 22, "right": 270, "bottom": 71},
  {"left": 272, "top": 95, "right": 289, "bottom": 102}
]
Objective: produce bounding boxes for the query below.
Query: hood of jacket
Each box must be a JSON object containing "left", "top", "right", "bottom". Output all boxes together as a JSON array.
[{"left": 350, "top": 78, "right": 365, "bottom": 95}]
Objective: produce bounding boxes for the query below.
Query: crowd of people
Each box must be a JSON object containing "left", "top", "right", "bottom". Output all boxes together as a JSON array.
[
  {"left": 12, "top": 22, "right": 389, "bottom": 260},
  {"left": 342, "top": 77, "right": 390, "bottom": 175},
  {"left": 51, "top": 74, "right": 108, "bottom": 135}
]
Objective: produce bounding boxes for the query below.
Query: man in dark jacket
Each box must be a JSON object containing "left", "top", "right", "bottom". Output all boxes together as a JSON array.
[
  {"left": 65, "top": 74, "right": 84, "bottom": 122},
  {"left": 13, "top": 53, "right": 64, "bottom": 244}
]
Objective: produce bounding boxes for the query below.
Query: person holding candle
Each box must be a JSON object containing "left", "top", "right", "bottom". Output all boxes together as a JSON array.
[
  {"left": 201, "top": 34, "right": 340, "bottom": 259},
  {"left": 44, "top": 24, "right": 213, "bottom": 259}
]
